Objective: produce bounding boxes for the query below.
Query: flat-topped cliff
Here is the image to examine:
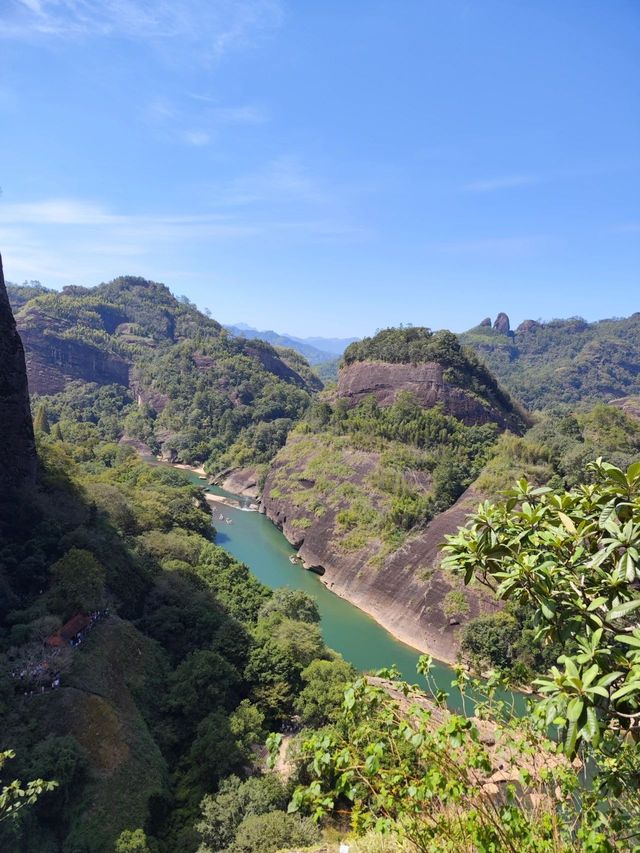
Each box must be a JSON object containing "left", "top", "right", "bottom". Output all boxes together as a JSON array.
[
  {"left": 340, "top": 326, "right": 527, "bottom": 433},
  {"left": 260, "top": 329, "right": 517, "bottom": 661},
  {"left": 337, "top": 360, "right": 515, "bottom": 428}
]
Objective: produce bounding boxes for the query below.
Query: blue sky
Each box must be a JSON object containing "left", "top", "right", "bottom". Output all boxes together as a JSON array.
[{"left": 0, "top": 0, "right": 638, "bottom": 336}]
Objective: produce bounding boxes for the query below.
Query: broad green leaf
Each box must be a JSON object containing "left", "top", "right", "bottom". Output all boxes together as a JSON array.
[
  {"left": 615, "top": 633, "right": 640, "bottom": 649},
  {"left": 584, "top": 707, "right": 600, "bottom": 745},
  {"left": 627, "top": 460, "right": 640, "bottom": 484},
  {"left": 611, "top": 681, "right": 640, "bottom": 702},
  {"left": 567, "top": 696, "right": 584, "bottom": 722},
  {"left": 608, "top": 599, "right": 640, "bottom": 621},
  {"left": 582, "top": 664, "right": 600, "bottom": 689}
]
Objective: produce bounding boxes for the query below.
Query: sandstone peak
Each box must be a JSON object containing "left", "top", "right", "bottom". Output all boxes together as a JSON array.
[
  {"left": 493, "top": 312, "right": 510, "bottom": 334},
  {"left": 516, "top": 319, "right": 540, "bottom": 334}
]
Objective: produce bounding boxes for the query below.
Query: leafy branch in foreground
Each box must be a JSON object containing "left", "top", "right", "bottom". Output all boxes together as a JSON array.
[
  {"left": 279, "top": 460, "right": 640, "bottom": 851},
  {"left": 0, "top": 750, "right": 57, "bottom": 823},
  {"left": 443, "top": 459, "right": 640, "bottom": 758},
  {"left": 278, "top": 663, "right": 611, "bottom": 852}
]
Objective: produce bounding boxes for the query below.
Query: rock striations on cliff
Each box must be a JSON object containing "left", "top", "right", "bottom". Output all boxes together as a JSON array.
[
  {"left": 261, "top": 327, "right": 519, "bottom": 661},
  {"left": 7, "top": 275, "right": 321, "bottom": 465},
  {"left": 339, "top": 327, "right": 527, "bottom": 432},
  {"left": 337, "top": 360, "right": 514, "bottom": 429},
  {"left": 0, "top": 253, "right": 37, "bottom": 509}
]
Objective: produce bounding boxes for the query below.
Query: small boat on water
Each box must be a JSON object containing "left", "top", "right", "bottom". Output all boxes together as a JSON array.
[
  {"left": 289, "top": 554, "right": 300, "bottom": 564},
  {"left": 198, "top": 475, "right": 207, "bottom": 480}
]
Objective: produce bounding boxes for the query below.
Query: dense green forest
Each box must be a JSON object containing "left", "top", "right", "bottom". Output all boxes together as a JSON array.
[
  {"left": 8, "top": 278, "right": 321, "bottom": 473},
  {"left": 0, "top": 432, "right": 347, "bottom": 852},
  {"left": 460, "top": 312, "right": 640, "bottom": 410},
  {"left": 5, "top": 279, "right": 640, "bottom": 851}
]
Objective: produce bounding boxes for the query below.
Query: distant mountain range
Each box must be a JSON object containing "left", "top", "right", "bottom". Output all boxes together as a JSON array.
[
  {"left": 459, "top": 311, "right": 640, "bottom": 410},
  {"left": 225, "top": 323, "right": 358, "bottom": 365}
]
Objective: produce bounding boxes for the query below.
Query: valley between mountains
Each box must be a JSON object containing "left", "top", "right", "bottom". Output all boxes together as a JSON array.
[{"left": 8, "top": 274, "right": 640, "bottom": 666}]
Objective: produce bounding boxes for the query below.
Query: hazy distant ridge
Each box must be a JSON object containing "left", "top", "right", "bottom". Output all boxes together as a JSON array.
[{"left": 225, "top": 323, "right": 357, "bottom": 365}]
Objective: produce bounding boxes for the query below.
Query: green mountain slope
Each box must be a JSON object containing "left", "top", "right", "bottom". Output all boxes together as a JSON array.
[
  {"left": 8, "top": 277, "right": 321, "bottom": 471},
  {"left": 460, "top": 312, "right": 640, "bottom": 410},
  {"left": 260, "top": 327, "right": 526, "bottom": 658}
]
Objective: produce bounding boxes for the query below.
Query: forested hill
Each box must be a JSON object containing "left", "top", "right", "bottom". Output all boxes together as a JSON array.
[
  {"left": 460, "top": 311, "right": 640, "bottom": 410},
  {"left": 340, "top": 326, "right": 527, "bottom": 433},
  {"left": 260, "top": 327, "right": 529, "bottom": 657},
  {"left": 7, "top": 277, "right": 322, "bottom": 472}
]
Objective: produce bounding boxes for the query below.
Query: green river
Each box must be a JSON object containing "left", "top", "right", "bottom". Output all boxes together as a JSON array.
[{"left": 172, "top": 467, "right": 525, "bottom": 715}]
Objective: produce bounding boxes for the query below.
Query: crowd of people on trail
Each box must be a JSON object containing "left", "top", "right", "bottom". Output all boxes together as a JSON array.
[
  {"left": 10, "top": 608, "right": 110, "bottom": 696},
  {"left": 279, "top": 715, "right": 302, "bottom": 735}
]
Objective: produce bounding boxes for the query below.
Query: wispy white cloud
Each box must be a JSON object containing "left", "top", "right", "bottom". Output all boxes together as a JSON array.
[
  {"left": 145, "top": 95, "right": 268, "bottom": 147},
  {"left": 432, "top": 235, "right": 554, "bottom": 257},
  {"left": 612, "top": 222, "right": 640, "bottom": 234},
  {"left": 462, "top": 174, "right": 540, "bottom": 193},
  {"left": 0, "top": 0, "right": 283, "bottom": 61},
  {"left": 212, "top": 104, "right": 267, "bottom": 125},
  {"left": 183, "top": 130, "right": 211, "bottom": 147},
  {"left": 211, "top": 156, "right": 330, "bottom": 206},
  {"left": 0, "top": 198, "right": 257, "bottom": 233},
  {"left": 0, "top": 191, "right": 363, "bottom": 284}
]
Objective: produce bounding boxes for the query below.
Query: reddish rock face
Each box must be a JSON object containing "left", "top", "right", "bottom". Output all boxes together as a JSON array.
[
  {"left": 0, "top": 254, "right": 37, "bottom": 502},
  {"left": 609, "top": 396, "right": 640, "bottom": 423},
  {"left": 18, "top": 326, "right": 130, "bottom": 395},
  {"left": 493, "top": 312, "right": 511, "bottom": 335},
  {"left": 516, "top": 319, "right": 540, "bottom": 334},
  {"left": 261, "top": 455, "right": 499, "bottom": 663},
  {"left": 336, "top": 360, "right": 512, "bottom": 428}
]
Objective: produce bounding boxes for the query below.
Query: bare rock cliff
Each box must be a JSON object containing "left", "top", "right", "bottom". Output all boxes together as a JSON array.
[
  {"left": 0, "top": 253, "right": 37, "bottom": 501},
  {"left": 262, "top": 441, "right": 497, "bottom": 663},
  {"left": 19, "top": 324, "right": 129, "bottom": 395},
  {"left": 337, "top": 360, "right": 514, "bottom": 428}
]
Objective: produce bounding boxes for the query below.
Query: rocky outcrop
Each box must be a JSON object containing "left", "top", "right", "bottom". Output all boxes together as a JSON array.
[
  {"left": 493, "top": 312, "right": 511, "bottom": 335},
  {"left": 221, "top": 467, "right": 260, "bottom": 498},
  {"left": 19, "top": 326, "right": 130, "bottom": 395},
  {"left": 262, "top": 470, "right": 498, "bottom": 663},
  {"left": 610, "top": 396, "right": 640, "bottom": 423},
  {"left": 480, "top": 317, "right": 492, "bottom": 327},
  {"left": 336, "top": 360, "right": 516, "bottom": 429},
  {"left": 0, "top": 253, "right": 37, "bottom": 503},
  {"left": 516, "top": 319, "right": 540, "bottom": 334}
]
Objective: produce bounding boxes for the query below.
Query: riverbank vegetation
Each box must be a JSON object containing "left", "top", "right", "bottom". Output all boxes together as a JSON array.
[
  {"left": 267, "top": 392, "right": 499, "bottom": 560},
  {"left": 0, "top": 429, "right": 345, "bottom": 851},
  {"left": 278, "top": 460, "right": 640, "bottom": 851}
]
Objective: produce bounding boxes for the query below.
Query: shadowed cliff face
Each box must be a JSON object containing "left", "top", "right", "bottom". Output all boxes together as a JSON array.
[{"left": 0, "top": 254, "right": 37, "bottom": 503}]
